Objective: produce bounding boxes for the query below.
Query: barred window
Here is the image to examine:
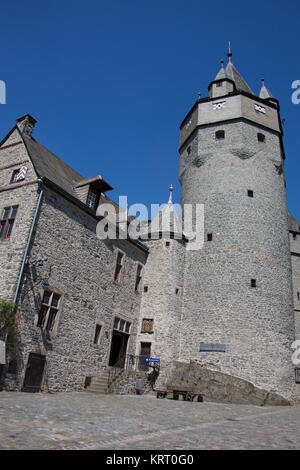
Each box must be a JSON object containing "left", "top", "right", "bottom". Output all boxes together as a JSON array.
[
  {"left": 37, "top": 290, "right": 61, "bottom": 331},
  {"left": 0, "top": 205, "right": 18, "bottom": 240},
  {"left": 87, "top": 188, "right": 99, "bottom": 210}
]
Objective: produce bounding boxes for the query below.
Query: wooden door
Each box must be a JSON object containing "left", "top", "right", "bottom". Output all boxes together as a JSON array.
[{"left": 22, "top": 353, "right": 46, "bottom": 392}]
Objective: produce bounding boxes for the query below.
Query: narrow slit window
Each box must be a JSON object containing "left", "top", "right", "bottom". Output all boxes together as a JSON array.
[
  {"left": 94, "top": 324, "right": 102, "bottom": 345},
  {"left": 144, "top": 286, "right": 148, "bottom": 293},
  {"left": 135, "top": 264, "right": 143, "bottom": 293},
  {"left": 114, "top": 251, "right": 124, "bottom": 283},
  {"left": 207, "top": 233, "right": 213, "bottom": 241},
  {"left": 251, "top": 279, "right": 256, "bottom": 288}
]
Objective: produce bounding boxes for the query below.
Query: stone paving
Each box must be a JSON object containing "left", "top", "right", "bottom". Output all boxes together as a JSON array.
[{"left": 0, "top": 391, "right": 299, "bottom": 450}]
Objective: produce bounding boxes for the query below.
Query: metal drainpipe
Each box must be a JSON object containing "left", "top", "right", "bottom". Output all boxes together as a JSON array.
[{"left": 13, "top": 177, "right": 44, "bottom": 306}]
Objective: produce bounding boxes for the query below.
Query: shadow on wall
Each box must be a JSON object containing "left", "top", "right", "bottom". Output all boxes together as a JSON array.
[{"left": 165, "top": 361, "right": 292, "bottom": 406}]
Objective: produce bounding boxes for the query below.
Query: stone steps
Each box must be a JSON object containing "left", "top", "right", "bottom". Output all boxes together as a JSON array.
[{"left": 85, "top": 370, "right": 110, "bottom": 394}]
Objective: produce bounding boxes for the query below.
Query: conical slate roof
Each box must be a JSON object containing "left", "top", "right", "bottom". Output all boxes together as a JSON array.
[
  {"left": 225, "top": 55, "right": 253, "bottom": 94},
  {"left": 139, "top": 186, "right": 183, "bottom": 239},
  {"left": 259, "top": 78, "right": 273, "bottom": 99},
  {"left": 212, "top": 54, "right": 253, "bottom": 95},
  {"left": 214, "top": 61, "right": 227, "bottom": 80}
]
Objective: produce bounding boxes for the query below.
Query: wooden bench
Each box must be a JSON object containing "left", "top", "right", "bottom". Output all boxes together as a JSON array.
[{"left": 156, "top": 389, "right": 203, "bottom": 402}]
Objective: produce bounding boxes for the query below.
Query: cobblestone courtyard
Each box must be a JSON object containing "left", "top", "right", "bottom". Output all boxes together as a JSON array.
[{"left": 0, "top": 391, "right": 299, "bottom": 450}]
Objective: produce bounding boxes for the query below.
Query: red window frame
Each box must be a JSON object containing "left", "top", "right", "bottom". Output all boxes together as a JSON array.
[{"left": 0, "top": 206, "right": 18, "bottom": 240}]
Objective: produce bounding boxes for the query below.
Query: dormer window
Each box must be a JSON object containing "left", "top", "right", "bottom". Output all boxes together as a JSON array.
[{"left": 87, "top": 188, "right": 99, "bottom": 210}]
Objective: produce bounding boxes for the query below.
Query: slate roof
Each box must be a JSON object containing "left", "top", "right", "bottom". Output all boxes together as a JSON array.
[
  {"left": 225, "top": 59, "right": 253, "bottom": 94},
  {"left": 212, "top": 56, "right": 253, "bottom": 95},
  {"left": 21, "top": 132, "right": 84, "bottom": 199},
  {"left": 259, "top": 79, "right": 273, "bottom": 99},
  {"left": 288, "top": 212, "right": 300, "bottom": 233}
]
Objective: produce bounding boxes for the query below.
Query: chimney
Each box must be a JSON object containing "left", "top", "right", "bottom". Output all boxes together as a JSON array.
[{"left": 16, "top": 114, "right": 37, "bottom": 137}]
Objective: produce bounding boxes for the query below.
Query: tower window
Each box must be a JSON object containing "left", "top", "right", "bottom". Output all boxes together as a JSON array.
[
  {"left": 187, "top": 146, "right": 191, "bottom": 155},
  {"left": 165, "top": 241, "right": 170, "bottom": 247},
  {"left": 207, "top": 233, "right": 213, "bottom": 241},
  {"left": 215, "top": 130, "right": 225, "bottom": 140},
  {"left": 144, "top": 286, "right": 148, "bottom": 293},
  {"left": 257, "top": 133, "right": 265, "bottom": 143},
  {"left": 247, "top": 190, "right": 254, "bottom": 198},
  {"left": 216, "top": 82, "right": 222, "bottom": 87},
  {"left": 251, "top": 279, "right": 256, "bottom": 288},
  {"left": 297, "top": 292, "right": 300, "bottom": 301}
]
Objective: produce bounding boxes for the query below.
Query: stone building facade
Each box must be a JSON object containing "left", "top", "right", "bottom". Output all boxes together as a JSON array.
[{"left": 0, "top": 54, "right": 299, "bottom": 402}]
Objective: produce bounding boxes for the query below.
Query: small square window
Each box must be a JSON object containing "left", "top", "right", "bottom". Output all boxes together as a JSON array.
[
  {"left": 257, "top": 133, "right": 265, "bottom": 143},
  {"left": 165, "top": 241, "right": 170, "bottom": 247},
  {"left": 144, "top": 286, "right": 148, "bottom": 293},
  {"left": 248, "top": 190, "right": 254, "bottom": 198},
  {"left": 251, "top": 279, "right": 256, "bottom": 288},
  {"left": 215, "top": 130, "right": 225, "bottom": 140}
]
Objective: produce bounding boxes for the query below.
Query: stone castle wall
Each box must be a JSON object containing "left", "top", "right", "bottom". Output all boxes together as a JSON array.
[
  {"left": 179, "top": 119, "right": 296, "bottom": 400},
  {"left": 9, "top": 185, "right": 148, "bottom": 392}
]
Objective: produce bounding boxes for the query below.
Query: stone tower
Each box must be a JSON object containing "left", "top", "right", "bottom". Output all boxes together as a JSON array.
[{"left": 178, "top": 52, "right": 296, "bottom": 400}]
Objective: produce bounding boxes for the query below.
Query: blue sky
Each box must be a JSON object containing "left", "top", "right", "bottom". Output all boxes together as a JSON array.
[{"left": 0, "top": 0, "right": 300, "bottom": 222}]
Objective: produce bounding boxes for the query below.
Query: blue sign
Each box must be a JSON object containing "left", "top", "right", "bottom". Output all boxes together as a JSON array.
[{"left": 145, "top": 358, "right": 160, "bottom": 363}]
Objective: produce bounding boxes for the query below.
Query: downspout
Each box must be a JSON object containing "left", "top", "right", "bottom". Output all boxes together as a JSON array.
[{"left": 13, "top": 177, "right": 44, "bottom": 305}]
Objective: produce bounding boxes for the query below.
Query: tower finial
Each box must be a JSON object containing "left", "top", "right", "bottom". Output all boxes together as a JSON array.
[
  {"left": 227, "top": 41, "right": 232, "bottom": 62},
  {"left": 168, "top": 184, "right": 174, "bottom": 204}
]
